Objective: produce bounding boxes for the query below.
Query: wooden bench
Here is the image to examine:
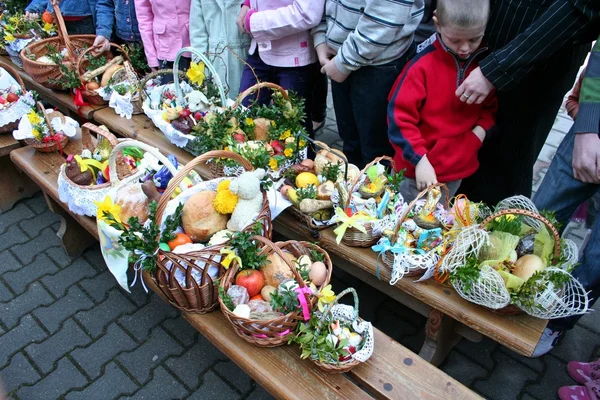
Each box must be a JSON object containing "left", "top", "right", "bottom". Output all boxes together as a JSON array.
[{"left": 10, "top": 141, "right": 481, "bottom": 400}]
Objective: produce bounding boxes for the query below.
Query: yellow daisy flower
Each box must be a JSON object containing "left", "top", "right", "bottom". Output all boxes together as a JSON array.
[
  {"left": 31, "top": 129, "right": 41, "bottom": 140},
  {"left": 299, "top": 139, "right": 306, "bottom": 148},
  {"left": 268, "top": 157, "right": 278, "bottom": 170},
  {"left": 42, "top": 22, "right": 55, "bottom": 33},
  {"left": 284, "top": 148, "right": 293, "bottom": 158},
  {"left": 94, "top": 196, "right": 122, "bottom": 224},
  {"left": 27, "top": 110, "right": 42, "bottom": 125},
  {"left": 245, "top": 117, "right": 254, "bottom": 126},
  {"left": 4, "top": 33, "right": 15, "bottom": 43},
  {"left": 186, "top": 61, "right": 205, "bottom": 87},
  {"left": 279, "top": 129, "right": 291, "bottom": 140}
]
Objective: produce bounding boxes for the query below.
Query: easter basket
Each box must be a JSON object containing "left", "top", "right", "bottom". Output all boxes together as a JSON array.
[
  {"left": 75, "top": 42, "right": 136, "bottom": 106},
  {"left": 0, "top": 61, "right": 35, "bottom": 134},
  {"left": 15, "top": 101, "right": 77, "bottom": 153},
  {"left": 20, "top": 2, "right": 101, "bottom": 90},
  {"left": 219, "top": 236, "right": 332, "bottom": 347},
  {"left": 308, "top": 288, "right": 374, "bottom": 373},
  {"left": 57, "top": 125, "right": 175, "bottom": 217},
  {"left": 148, "top": 150, "right": 272, "bottom": 313},
  {"left": 440, "top": 196, "right": 589, "bottom": 319},
  {"left": 375, "top": 184, "right": 451, "bottom": 284}
]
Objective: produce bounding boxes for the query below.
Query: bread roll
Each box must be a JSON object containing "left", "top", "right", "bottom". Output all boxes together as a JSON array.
[
  {"left": 182, "top": 191, "right": 228, "bottom": 242},
  {"left": 115, "top": 183, "right": 149, "bottom": 224}
]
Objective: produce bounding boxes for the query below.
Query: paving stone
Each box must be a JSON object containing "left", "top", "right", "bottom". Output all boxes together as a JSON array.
[
  {"left": 164, "top": 336, "right": 226, "bottom": 389},
  {"left": 33, "top": 285, "right": 95, "bottom": 334},
  {"left": 41, "top": 257, "right": 98, "bottom": 297},
  {"left": 188, "top": 370, "right": 240, "bottom": 400},
  {"left": 0, "top": 203, "right": 35, "bottom": 234},
  {"left": 500, "top": 346, "right": 545, "bottom": 373},
  {"left": 473, "top": 351, "right": 538, "bottom": 400},
  {"left": 0, "top": 225, "right": 30, "bottom": 253},
  {"left": 2, "top": 253, "right": 59, "bottom": 295},
  {"left": 78, "top": 269, "right": 119, "bottom": 303},
  {"left": 161, "top": 316, "right": 199, "bottom": 348},
  {"left": 0, "top": 283, "right": 54, "bottom": 330},
  {"left": 0, "top": 250, "right": 23, "bottom": 275},
  {"left": 81, "top": 245, "right": 108, "bottom": 273},
  {"left": 71, "top": 323, "right": 138, "bottom": 379},
  {"left": 65, "top": 362, "right": 138, "bottom": 400},
  {"left": 118, "top": 326, "right": 183, "bottom": 383},
  {"left": 552, "top": 325, "right": 600, "bottom": 364},
  {"left": 16, "top": 357, "right": 88, "bottom": 400},
  {"left": 23, "top": 193, "right": 47, "bottom": 215},
  {"left": 373, "top": 307, "right": 422, "bottom": 346},
  {"left": 0, "top": 315, "right": 47, "bottom": 367},
  {"left": 19, "top": 210, "right": 60, "bottom": 238},
  {"left": 213, "top": 360, "right": 253, "bottom": 394},
  {"left": 11, "top": 227, "right": 62, "bottom": 264},
  {"left": 25, "top": 318, "right": 92, "bottom": 374},
  {"left": 123, "top": 366, "right": 189, "bottom": 399},
  {"left": 523, "top": 355, "right": 570, "bottom": 400},
  {"left": 0, "top": 352, "right": 41, "bottom": 394},
  {"left": 0, "top": 279, "right": 14, "bottom": 303},
  {"left": 454, "top": 336, "right": 498, "bottom": 370},
  {"left": 75, "top": 289, "right": 138, "bottom": 339},
  {"left": 45, "top": 246, "right": 72, "bottom": 269},
  {"left": 245, "top": 384, "right": 275, "bottom": 400},
  {"left": 118, "top": 295, "right": 178, "bottom": 342},
  {"left": 440, "top": 350, "right": 487, "bottom": 388}
]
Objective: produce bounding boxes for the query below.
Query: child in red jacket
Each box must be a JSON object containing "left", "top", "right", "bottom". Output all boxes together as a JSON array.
[{"left": 387, "top": 0, "right": 497, "bottom": 201}]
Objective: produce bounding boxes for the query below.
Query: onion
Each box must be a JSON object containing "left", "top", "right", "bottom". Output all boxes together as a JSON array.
[{"left": 512, "top": 254, "right": 544, "bottom": 281}]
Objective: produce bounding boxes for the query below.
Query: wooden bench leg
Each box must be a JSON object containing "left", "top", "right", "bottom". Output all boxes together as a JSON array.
[
  {"left": 419, "top": 308, "right": 462, "bottom": 366},
  {"left": 0, "top": 156, "right": 39, "bottom": 213},
  {"left": 44, "top": 193, "right": 96, "bottom": 260}
]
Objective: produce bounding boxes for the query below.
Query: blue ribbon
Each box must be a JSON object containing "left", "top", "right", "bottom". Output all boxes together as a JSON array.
[{"left": 371, "top": 238, "right": 417, "bottom": 280}]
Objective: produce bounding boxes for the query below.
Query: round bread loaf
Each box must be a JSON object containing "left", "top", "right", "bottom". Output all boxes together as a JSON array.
[
  {"left": 115, "top": 183, "right": 149, "bottom": 223},
  {"left": 182, "top": 191, "right": 228, "bottom": 242}
]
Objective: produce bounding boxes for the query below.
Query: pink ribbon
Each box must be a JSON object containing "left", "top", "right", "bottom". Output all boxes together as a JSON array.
[
  {"left": 295, "top": 286, "right": 312, "bottom": 321},
  {"left": 251, "top": 329, "right": 290, "bottom": 339}
]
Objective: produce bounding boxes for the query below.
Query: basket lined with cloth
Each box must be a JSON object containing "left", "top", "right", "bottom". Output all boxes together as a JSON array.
[{"left": 0, "top": 61, "right": 35, "bottom": 134}]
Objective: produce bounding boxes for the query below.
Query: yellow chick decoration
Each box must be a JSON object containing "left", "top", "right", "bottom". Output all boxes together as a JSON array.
[{"left": 213, "top": 180, "right": 238, "bottom": 214}]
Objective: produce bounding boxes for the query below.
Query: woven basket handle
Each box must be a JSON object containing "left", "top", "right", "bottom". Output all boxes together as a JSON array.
[
  {"left": 154, "top": 150, "right": 254, "bottom": 223},
  {"left": 311, "top": 287, "right": 359, "bottom": 360},
  {"left": 50, "top": 0, "right": 75, "bottom": 62},
  {"left": 76, "top": 42, "right": 131, "bottom": 83},
  {"left": 311, "top": 139, "right": 350, "bottom": 182},
  {"left": 252, "top": 236, "right": 306, "bottom": 288},
  {"left": 345, "top": 155, "right": 395, "bottom": 209},
  {"left": 173, "top": 47, "right": 226, "bottom": 107},
  {"left": 0, "top": 61, "right": 25, "bottom": 92},
  {"left": 391, "top": 183, "right": 450, "bottom": 240},
  {"left": 80, "top": 122, "right": 118, "bottom": 153},
  {"left": 36, "top": 101, "right": 63, "bottom": 137},
  {"left": 138, "top": 69, "right": 187, "bottom": 106},
  {"left": 233, "top": 82, "right": 290, "bottom": 110},
  {"left": 480, "top": 208, "right": 561, "bottom": 263}
]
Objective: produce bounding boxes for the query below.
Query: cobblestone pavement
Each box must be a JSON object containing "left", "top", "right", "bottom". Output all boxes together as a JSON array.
[{"left": 0, "top": 87, "right": 597, "bottom": 399}]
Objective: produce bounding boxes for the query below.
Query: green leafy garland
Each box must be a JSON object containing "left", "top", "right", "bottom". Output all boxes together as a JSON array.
[{"left": 227, "top": 222, "right": 268, "bottom": 272}]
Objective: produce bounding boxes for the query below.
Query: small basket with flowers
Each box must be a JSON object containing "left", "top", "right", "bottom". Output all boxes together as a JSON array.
[
  {"left": 2, "top": 11, "right": 55, "bottom": 68},
  {"left": 13, "top": 100, "right": 78, "bottom": 152}
]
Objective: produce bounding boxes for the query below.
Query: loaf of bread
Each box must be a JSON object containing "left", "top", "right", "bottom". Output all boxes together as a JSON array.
[
  {"left": 115, "top": 183, "right": 149, "bottom": 224},
  {"left": 182, "top": 191, "right": 229, "bottom": 242}
]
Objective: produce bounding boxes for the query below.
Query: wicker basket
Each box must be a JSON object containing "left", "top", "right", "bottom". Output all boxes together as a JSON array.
[
  {"left": 0, "top": 61, "right": 28, "bottom": 134},
  {"left": 311, "top": 288, "right": 372, "bottom": 373},
  {"left": 219, "top": 236, "right": 332, "bottom": 347},
  {"left": 20, "top": 2, "right": 98, "bottom": 90},
  {"left": 151, "top": 150, "right": 273, "bottom": 314},
  {"left": 23, "top": 101, "right": 71, "bottom": 153},
  {"left": 340, "top": 156, "right": 396, "bottom": 247}
]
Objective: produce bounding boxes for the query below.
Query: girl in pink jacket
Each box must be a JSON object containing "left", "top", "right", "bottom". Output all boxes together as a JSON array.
[
  {"left": 237, "top": 0, "right": 325, "bottom": 134},
  {"left": 134, "top": 0, "right": 191, "bottom": 77}
]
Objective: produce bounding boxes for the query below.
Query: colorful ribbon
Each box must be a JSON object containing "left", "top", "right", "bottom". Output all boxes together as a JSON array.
[
  {"left": 74, "top": 155, "right": 104, "bottom": 183},
  {"left": 42, "top": 134, "right": 66, "bottom": 155},
  {"left": 294, "top": 286, "right": 313, "bottom": 321},
  {"left": 71, "top": 86, "right": 91, "bottom": 114},
  {"left": 332, "top": 207, "right": 377, "bottom": 244},
  {"left": 220, "top": 247, "right": 241, "bottom": 270}
]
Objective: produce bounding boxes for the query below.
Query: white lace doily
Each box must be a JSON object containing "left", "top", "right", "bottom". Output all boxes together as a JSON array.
[
  {"left": 329, "top": 304, "right": 374, "bottom": 363},
  {"left": 0, "top": 91, "right": 34, "bottom": 127}
]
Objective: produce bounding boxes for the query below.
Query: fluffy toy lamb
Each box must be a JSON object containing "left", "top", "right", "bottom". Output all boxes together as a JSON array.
[{"left": 227, "top": 168, "right": 266, "bottom": 231}]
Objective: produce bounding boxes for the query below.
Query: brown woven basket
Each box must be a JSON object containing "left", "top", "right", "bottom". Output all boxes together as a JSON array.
[
  {"left": 219, "top": 236, "right": 332, "bottom": 347},
  {"left": 0, "top": 61, "right": 27, "bottom": 134},
  {"left": 478, "top": 208, "right": 562, "bottom": 316},
  {"left": 23, "top": 101, "right": 71, "bottom": 152},
  {"left": 20, "top": 2, "right": 97, "bottom": 90},
  {"left": 152, "top": 150, "right": 273, "bottom": 313},
  {"left": 382, "top": 183, "right": 450, "bottom": 277},
  {"left": 341, "top": 156, "right": 396, "bottom": 247},
  {"left": 0, "top": 46, "right": 8, "bottom": 56}
]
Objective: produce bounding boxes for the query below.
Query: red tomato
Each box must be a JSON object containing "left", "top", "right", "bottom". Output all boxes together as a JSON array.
[
  {"left": 235, "top": 270, "right": 265, "bottom": 297},
  {"left": 167, "top": 233, "right": 193, "bottom": 250},
  {"left": 250, "top": 294, "right": 263, "bottom": 301},
  {"left": 6, "top": 93, "right": 18, "bottom": 103}
]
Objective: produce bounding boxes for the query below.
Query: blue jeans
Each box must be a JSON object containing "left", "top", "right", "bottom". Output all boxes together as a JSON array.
[{"left": 533, "top": 128, "right": 600, "bottom": 330}]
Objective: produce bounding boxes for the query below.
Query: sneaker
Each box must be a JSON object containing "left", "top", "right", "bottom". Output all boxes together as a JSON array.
[
  {"left": 531, "top": 327, "right": 563, "bottom": 357},
  {"left": 558, "top": 385, "right": 593, "bottom": 400},
  {"left": 569, "top": 360, "right": 600, "bottom": 384}
]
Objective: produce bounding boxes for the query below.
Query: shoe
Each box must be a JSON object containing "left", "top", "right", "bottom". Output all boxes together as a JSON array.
[
  {"left": 531, "top": 327, "right": 563, "bottom": 357},
  {"left": 569, "top": 360, "right": 600, "bottom": 384},
  {"left": 558, "top": 385, "right": 593, "bottom": 400}
]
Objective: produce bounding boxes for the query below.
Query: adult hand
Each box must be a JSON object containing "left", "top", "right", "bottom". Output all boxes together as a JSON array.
[
  {"left": 456, "top": 67, "right": 495, "bottom": 105},
  {"left": 237, "top": 6, "right": 250, "bottom": 34},
  {"left": 320, "top": 59, "right": 348, "bottom": 83},
  {"left": 415, "top": 155, "right": 438, "bottom": 190},
  {"left": 92, "top": 36, "right": 111, "bottom": 54},
  {"left": 25, "top": 11, "right": 40, "bottom": 21},
  {"left": 315, "top": 43, "right": 335, "bottom": 66},
  {"left": 573, "top": 133, "right": 600, "bottom": 183}
]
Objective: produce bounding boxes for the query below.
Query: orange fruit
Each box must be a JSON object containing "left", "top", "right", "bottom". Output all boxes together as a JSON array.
[
  {"left": 42, "top": 11, "right": 53, "bottom": 24},
  {"left": 167, "top": 233, "right": 193, "bottom": 250}
]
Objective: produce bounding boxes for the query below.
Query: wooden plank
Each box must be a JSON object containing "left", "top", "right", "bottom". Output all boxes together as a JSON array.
[
  {"left": 0, "top": 153, "right": 39, "bottom": 212},
  {"left": 349, "top": 329, "right": 482, "bottom": 400},
  {"left": 0, "top": 135, "right": 20, "bottom": 157},
  {"left": 143, "top": 273, "right": 372, "bottom": 400}
]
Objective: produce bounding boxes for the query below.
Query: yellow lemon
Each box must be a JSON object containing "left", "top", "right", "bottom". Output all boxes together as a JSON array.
[{"left": 295, "top": 172, "right": 319, "bottom": 189}]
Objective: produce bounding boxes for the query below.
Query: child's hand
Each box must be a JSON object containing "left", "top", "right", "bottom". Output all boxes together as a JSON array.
[
  {"left": 415, "top": 155, "right": 437, "bottom": 190},
  {"left": 321, "top": 59, "right": 348, "bottom": 83},
  {"left": 25, "top": 11, "right": 39, "bottom": 21},
  {"left": 92, "top": 35, "right": 110, "bottom": 54},
  {"left": 472, "top": 125, "right": 486, "bottom": 143},
  {"left": 236, "top": 6, "right": 250, "bottom": 34},
  {"left": 316, "top": 43, "right": 335, "bottom": 66}
]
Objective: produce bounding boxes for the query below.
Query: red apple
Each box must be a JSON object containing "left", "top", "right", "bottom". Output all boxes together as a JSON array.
[
  {"left": 235, "top": 269, "right": 264, "bottom": 297},
  {"left": 6, "top": 93, "right": 18, "bottom": 103},
  {"left": 233, "top": 133, "right": 246, "bottom": 143},
  {"left": 193, "top": 111, "right": 203, "bottom": 121},
  {"left": 270, "top": 140, "right": 284, "bottom": 154}
]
